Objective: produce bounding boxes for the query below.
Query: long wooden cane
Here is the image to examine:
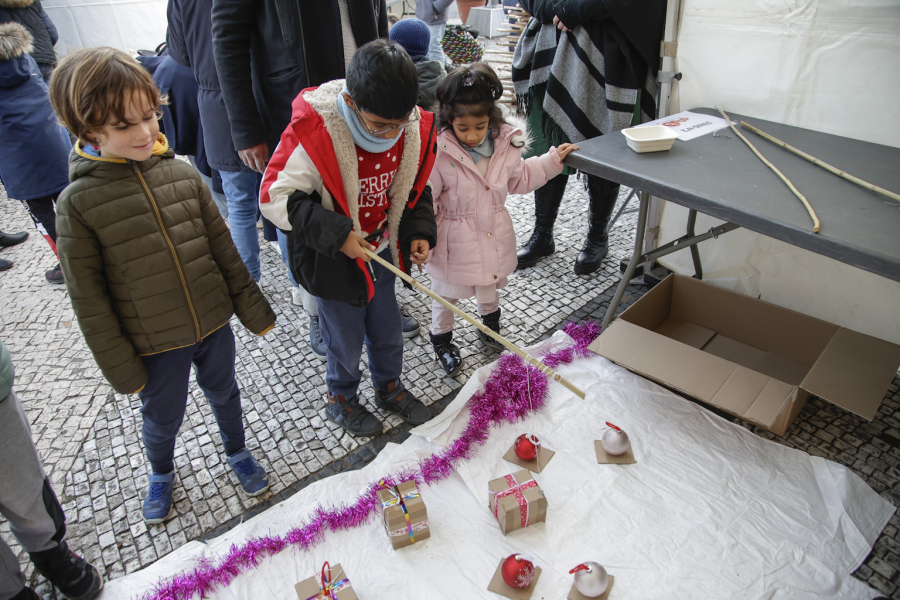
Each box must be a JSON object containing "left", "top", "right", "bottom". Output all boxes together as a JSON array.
[
  {"left": 362, "top": 248, "right": 587, "bottom": 399},
  {"left": 717, "top": 107, "right": 820, "bottom": 232}
]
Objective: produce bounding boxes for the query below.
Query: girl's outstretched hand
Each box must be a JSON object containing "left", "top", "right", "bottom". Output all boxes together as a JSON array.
[
  {"left": 556, "top": 143, "right": 579, "bottom": 161},
  {"left": 410, "top": 239, "right": 430, "bottom": 272},
  {"left": 340, "top": 231, "right": 375, "bottom": 261}
]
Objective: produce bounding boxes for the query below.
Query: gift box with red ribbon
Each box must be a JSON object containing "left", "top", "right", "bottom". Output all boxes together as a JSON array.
[
  {"left": 294, "top": 562, "right": 358, "bottom": 600},
  {"left": 488, "top": 469, "right": 548, "bottom": 534},
  {"left": 376, "top": 480, "right": 430, "bottom": 550}
]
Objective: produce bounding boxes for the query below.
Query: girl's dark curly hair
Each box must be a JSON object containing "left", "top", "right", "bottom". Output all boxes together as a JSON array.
[{"left": 435, "top": 62, "right": 507, "bottom": 140}]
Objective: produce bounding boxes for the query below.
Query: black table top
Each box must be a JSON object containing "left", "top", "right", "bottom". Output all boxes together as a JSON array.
[{"left": 566, "top": 107, "right": 900, "bottom": 282}]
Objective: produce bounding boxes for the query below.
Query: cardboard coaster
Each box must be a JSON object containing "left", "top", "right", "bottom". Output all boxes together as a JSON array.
[
  {"left": 502, "top": 444, "right": 555, "bottom": 473},
  {"left": 595, "top": 440, "right": 636, "bottom": 464},
  {"left": 567, "top": 575, "right": 615, "bottom": 600},
  {"left": 487, "top": 558, "right": 542, "bottom": 599}
]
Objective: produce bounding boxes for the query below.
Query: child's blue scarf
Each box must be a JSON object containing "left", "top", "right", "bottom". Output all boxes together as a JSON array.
[{"left": 336, "top": 86, "right": 403, "bottom": 154}]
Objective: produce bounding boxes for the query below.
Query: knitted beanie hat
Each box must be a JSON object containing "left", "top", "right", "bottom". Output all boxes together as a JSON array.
[{"left": 389, "top": 18, "right": 431, "bottom": 63}]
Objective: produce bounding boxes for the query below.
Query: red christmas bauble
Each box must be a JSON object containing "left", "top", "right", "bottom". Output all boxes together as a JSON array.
[
  {"left": 501, "top": 554, "right": 535, "bottom": 589},
  {"left": 514, "top": 433, "right": 540, "bottom": 461}
]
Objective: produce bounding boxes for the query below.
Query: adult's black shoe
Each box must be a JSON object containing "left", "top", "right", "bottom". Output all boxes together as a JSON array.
[
  {"left": 0, "top": 230, "right": 28, "bottom": 247},
  {"left": 0, "top": 258, "right": 12, "bottom": 271}
]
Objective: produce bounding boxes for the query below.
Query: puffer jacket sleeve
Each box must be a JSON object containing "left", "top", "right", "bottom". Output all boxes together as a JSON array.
[
  {"left": 507, "top": 147, "right": 564, "bottom": 195},
  {"left": 197, "top": 177, "right": 276, "bottom": 335},
  {"left": 57, "top": 197, "right": 148, "bottom": 395}
]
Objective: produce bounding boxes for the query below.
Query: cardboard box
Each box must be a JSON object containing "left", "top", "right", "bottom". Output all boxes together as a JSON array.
[
  {"left": 589, "top": 274, "right": 900, "bottom": 436},
  {"left": 488, "top": 469, "right": 547, "bottom": 534},
  {"left": 376, "top": 480, "right": 430, "bottom": 550},
  {"left": 295, "top": 563, "right": 358, "bottom": 600}
]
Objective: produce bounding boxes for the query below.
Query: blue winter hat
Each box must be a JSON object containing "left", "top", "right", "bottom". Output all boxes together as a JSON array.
[{"left": 389, "top": 18, "right": 432, "bottom": 63}]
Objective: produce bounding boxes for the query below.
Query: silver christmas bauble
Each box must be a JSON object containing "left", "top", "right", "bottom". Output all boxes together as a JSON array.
[
  {"left": 601, "top": 423, "right": 630, "bottom": 456},
  {"left": 573, "top": 562, "right": 609, "bottom": 597}
]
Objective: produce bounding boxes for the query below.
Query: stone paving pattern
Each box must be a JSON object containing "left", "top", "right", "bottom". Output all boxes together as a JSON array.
[{"left": 1, "top": 21, "right": 899, "bottom": 599}]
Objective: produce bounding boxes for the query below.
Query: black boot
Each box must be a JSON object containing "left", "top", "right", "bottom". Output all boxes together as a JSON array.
[
  {"left": 431, "top": 331, "right": 463, "bottom": 376},
  {"left": 516, "top": 173, "right": 568, "bottom": 269},
  {"left": 29, "top": 541, "right": 103, "bottom": 600},
  {"left": 476, "top": 307, "right": 503, "bottom": 351},
  {"left": 574, "top": 176, "right": 619, "bottom": 275}
]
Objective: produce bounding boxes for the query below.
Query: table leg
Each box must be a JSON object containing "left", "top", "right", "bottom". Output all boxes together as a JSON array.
[
  {"left": 686, "top": 209, "right": 703, "bottom": 279},
  {"left": 602, "top": 191, "right": 650, "bottom": 329}
]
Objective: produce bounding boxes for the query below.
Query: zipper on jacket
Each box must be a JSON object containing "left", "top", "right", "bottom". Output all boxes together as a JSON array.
[{"left": 131, "top": 163, "right": 202, "bottom": 342}]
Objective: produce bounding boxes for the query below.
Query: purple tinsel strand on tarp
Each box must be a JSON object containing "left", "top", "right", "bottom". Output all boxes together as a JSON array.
[{"left": 141, "top": 322, "right": 598, "bottom": 600}]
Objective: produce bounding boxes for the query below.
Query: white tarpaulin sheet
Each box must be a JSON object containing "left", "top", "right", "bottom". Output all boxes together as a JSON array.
[
  {"left": 43, "top": 0, "right": 168, "bottom": 56},
  {"left": 101, "top": 333, "right": 893, "bottom": 600},
  {"left": 657, "top": 0, "right": 900, "bottom": 346}
]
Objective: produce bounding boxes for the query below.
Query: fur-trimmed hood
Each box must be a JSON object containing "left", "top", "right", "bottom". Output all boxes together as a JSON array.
[
  {"left": 0, "top": 21, "right": 32, "bottom": 60},
  {"left": 0, "top": 0, "right": 35, "bottom": 7},
  {"left": 504, "top": 109, "right": 532, "bottom": 153}
]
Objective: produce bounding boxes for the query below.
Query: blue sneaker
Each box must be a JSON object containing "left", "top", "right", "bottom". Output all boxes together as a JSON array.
[
  {"left": 226, "top": 448, "right": 269, "bottom": 496},
  {"left": 142, "top": 472, "right": 174, "bottom": 524}
]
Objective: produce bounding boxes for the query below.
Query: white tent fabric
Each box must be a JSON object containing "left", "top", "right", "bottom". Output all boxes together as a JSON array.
[
  {"left": 101, "top": 333, "right": 893, "bottom": 600},
  {"left": 657, "top": 0, "right": 900, "bottom": 345},
  {"left": 43, "top": 0, "right": 168, "bottom": 56}
]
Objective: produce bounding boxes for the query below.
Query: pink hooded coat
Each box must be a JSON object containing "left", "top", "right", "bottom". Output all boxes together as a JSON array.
[{"left": 426, "top": 119, "right": 563, "bottom": 288}]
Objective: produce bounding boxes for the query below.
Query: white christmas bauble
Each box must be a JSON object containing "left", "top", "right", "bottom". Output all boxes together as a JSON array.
[
  {"left": 601, "top": 423, "right": 630, "bottom": 456},
  {"left": 573, "top": 562, "right": 609, "bottom": 597}
]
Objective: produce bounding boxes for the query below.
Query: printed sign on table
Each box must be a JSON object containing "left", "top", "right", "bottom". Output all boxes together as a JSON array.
[{"left": 635, "top": 111, "right": 731, "bottom": 141}]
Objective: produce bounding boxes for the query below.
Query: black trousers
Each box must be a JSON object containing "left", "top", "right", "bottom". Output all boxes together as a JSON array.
[{"left": 21, "top": 193, "right": 59, "bottom": 256}]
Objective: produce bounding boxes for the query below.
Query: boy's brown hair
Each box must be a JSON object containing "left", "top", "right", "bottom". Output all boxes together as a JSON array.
[{"left": 49, "top": 46, "right": 164, "bottom": 142}]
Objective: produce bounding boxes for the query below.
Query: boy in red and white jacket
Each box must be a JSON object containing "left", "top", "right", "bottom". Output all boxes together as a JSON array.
[{"left": 260, "top": 40, "right": 438, "bottom": 437}]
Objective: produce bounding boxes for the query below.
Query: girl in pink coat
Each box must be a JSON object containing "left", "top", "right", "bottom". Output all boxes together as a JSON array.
[{"left": 425, "top": 64, "right": 577, "bottom": 376}]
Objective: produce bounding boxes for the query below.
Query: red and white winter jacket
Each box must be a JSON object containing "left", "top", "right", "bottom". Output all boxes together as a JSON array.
[{"left": 260, "top": 80, "right": 437, "bottom": 306}]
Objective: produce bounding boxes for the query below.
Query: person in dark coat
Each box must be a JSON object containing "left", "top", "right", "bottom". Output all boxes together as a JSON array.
[
  {"left": 167, "top": 0, "right": 269, "bottom": 282},
  {"left": 211, "top": 0, "right": 388, "bottom": 172},
  {"left": 389, "top": 17, "right": 446, "bottom": 111},
  {"left": 210, "top": 0, "right": 396, "bottom": 358},
  {"left": 0, "top": 0, "right": 58, "bottom": 80},
  {"left": 512, "top": 0, "right": 664, "bottom": 275},
  {"left": 0, "top": 22, "right": 70, "bottom": 283}
]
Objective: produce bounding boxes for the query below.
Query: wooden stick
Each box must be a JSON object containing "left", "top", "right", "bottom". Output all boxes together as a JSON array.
[
  {"left": 362, "top": 248, "right": 587, "bottom": 399},
  {"left": 717, "top": 107, "right": 820, "bottom": 233},
  {"left": 740, "top": 120, "right": 900, "bottom": 204}
]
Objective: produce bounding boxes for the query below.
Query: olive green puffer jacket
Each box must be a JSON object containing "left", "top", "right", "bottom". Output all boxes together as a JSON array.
[{"left": 57, "top": 135, "right": 275, "bottom": 394}]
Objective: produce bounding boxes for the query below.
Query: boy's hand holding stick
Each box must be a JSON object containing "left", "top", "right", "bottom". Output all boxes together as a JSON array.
[{"left": 361, "top": 248, "right": 587, "bottom": 400}]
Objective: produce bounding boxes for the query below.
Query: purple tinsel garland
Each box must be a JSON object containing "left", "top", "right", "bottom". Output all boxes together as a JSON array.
[{"left": 142, "top": 321, "right": 599, "bottom": 600}]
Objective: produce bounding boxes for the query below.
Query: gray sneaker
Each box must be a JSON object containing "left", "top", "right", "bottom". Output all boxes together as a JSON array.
[
  {"left": 400, "top": 308, "right": 420, "bottom": 339},
  {"left": 309, "top": 315, "right": 326, "bottom": 360}
]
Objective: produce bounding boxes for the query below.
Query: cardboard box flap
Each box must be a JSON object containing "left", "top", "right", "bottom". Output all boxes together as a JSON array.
[
  {"left": 801, "top": 328, "right": 900, "bottom": 420},
  {"left": 590, "top": 321, "right": 736, "bottom": 400}
]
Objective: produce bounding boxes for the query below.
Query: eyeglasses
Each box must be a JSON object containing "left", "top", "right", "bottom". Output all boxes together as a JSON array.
[{"left": 352, "top": 102, "right": 420, "bottom": 135}]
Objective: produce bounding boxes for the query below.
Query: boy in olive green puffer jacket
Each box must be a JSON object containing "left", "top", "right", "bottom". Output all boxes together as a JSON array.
[{"left": 50, "top": 47, "right": 276, "bottom": 525}]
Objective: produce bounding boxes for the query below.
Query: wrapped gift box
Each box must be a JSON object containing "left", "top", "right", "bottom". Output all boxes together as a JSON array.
[
  {"left": 488, "top": 469, "right": 548, "bottom": 534},
  {"left": 376, "top": 480, "right": 430, "bottom": 550},
  {"left": 294, "top": 563, "right": 358, "bottom": 600}
]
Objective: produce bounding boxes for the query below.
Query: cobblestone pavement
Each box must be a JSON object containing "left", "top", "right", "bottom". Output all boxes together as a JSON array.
[
  {"left": 1, "top": 24, "right": 898, "bottom": 599},
  {"left": 0, "top": 174, "right": 643, "bottom": 596}
]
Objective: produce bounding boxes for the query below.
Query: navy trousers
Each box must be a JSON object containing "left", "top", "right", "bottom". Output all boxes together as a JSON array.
[
  {"left": 138, "top": 323, "right": 245, "bottom": 474},
  {"left": 316, "top": 249, "right": 404, "bottom": 400}
]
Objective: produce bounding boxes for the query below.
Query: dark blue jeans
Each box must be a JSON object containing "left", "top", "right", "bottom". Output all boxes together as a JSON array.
[
  {"left": 138, "top": 323, "right": 245, "bottom": 474},
  {"left": 316, "top": 249, "right": 404, "bottom": 400}
]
